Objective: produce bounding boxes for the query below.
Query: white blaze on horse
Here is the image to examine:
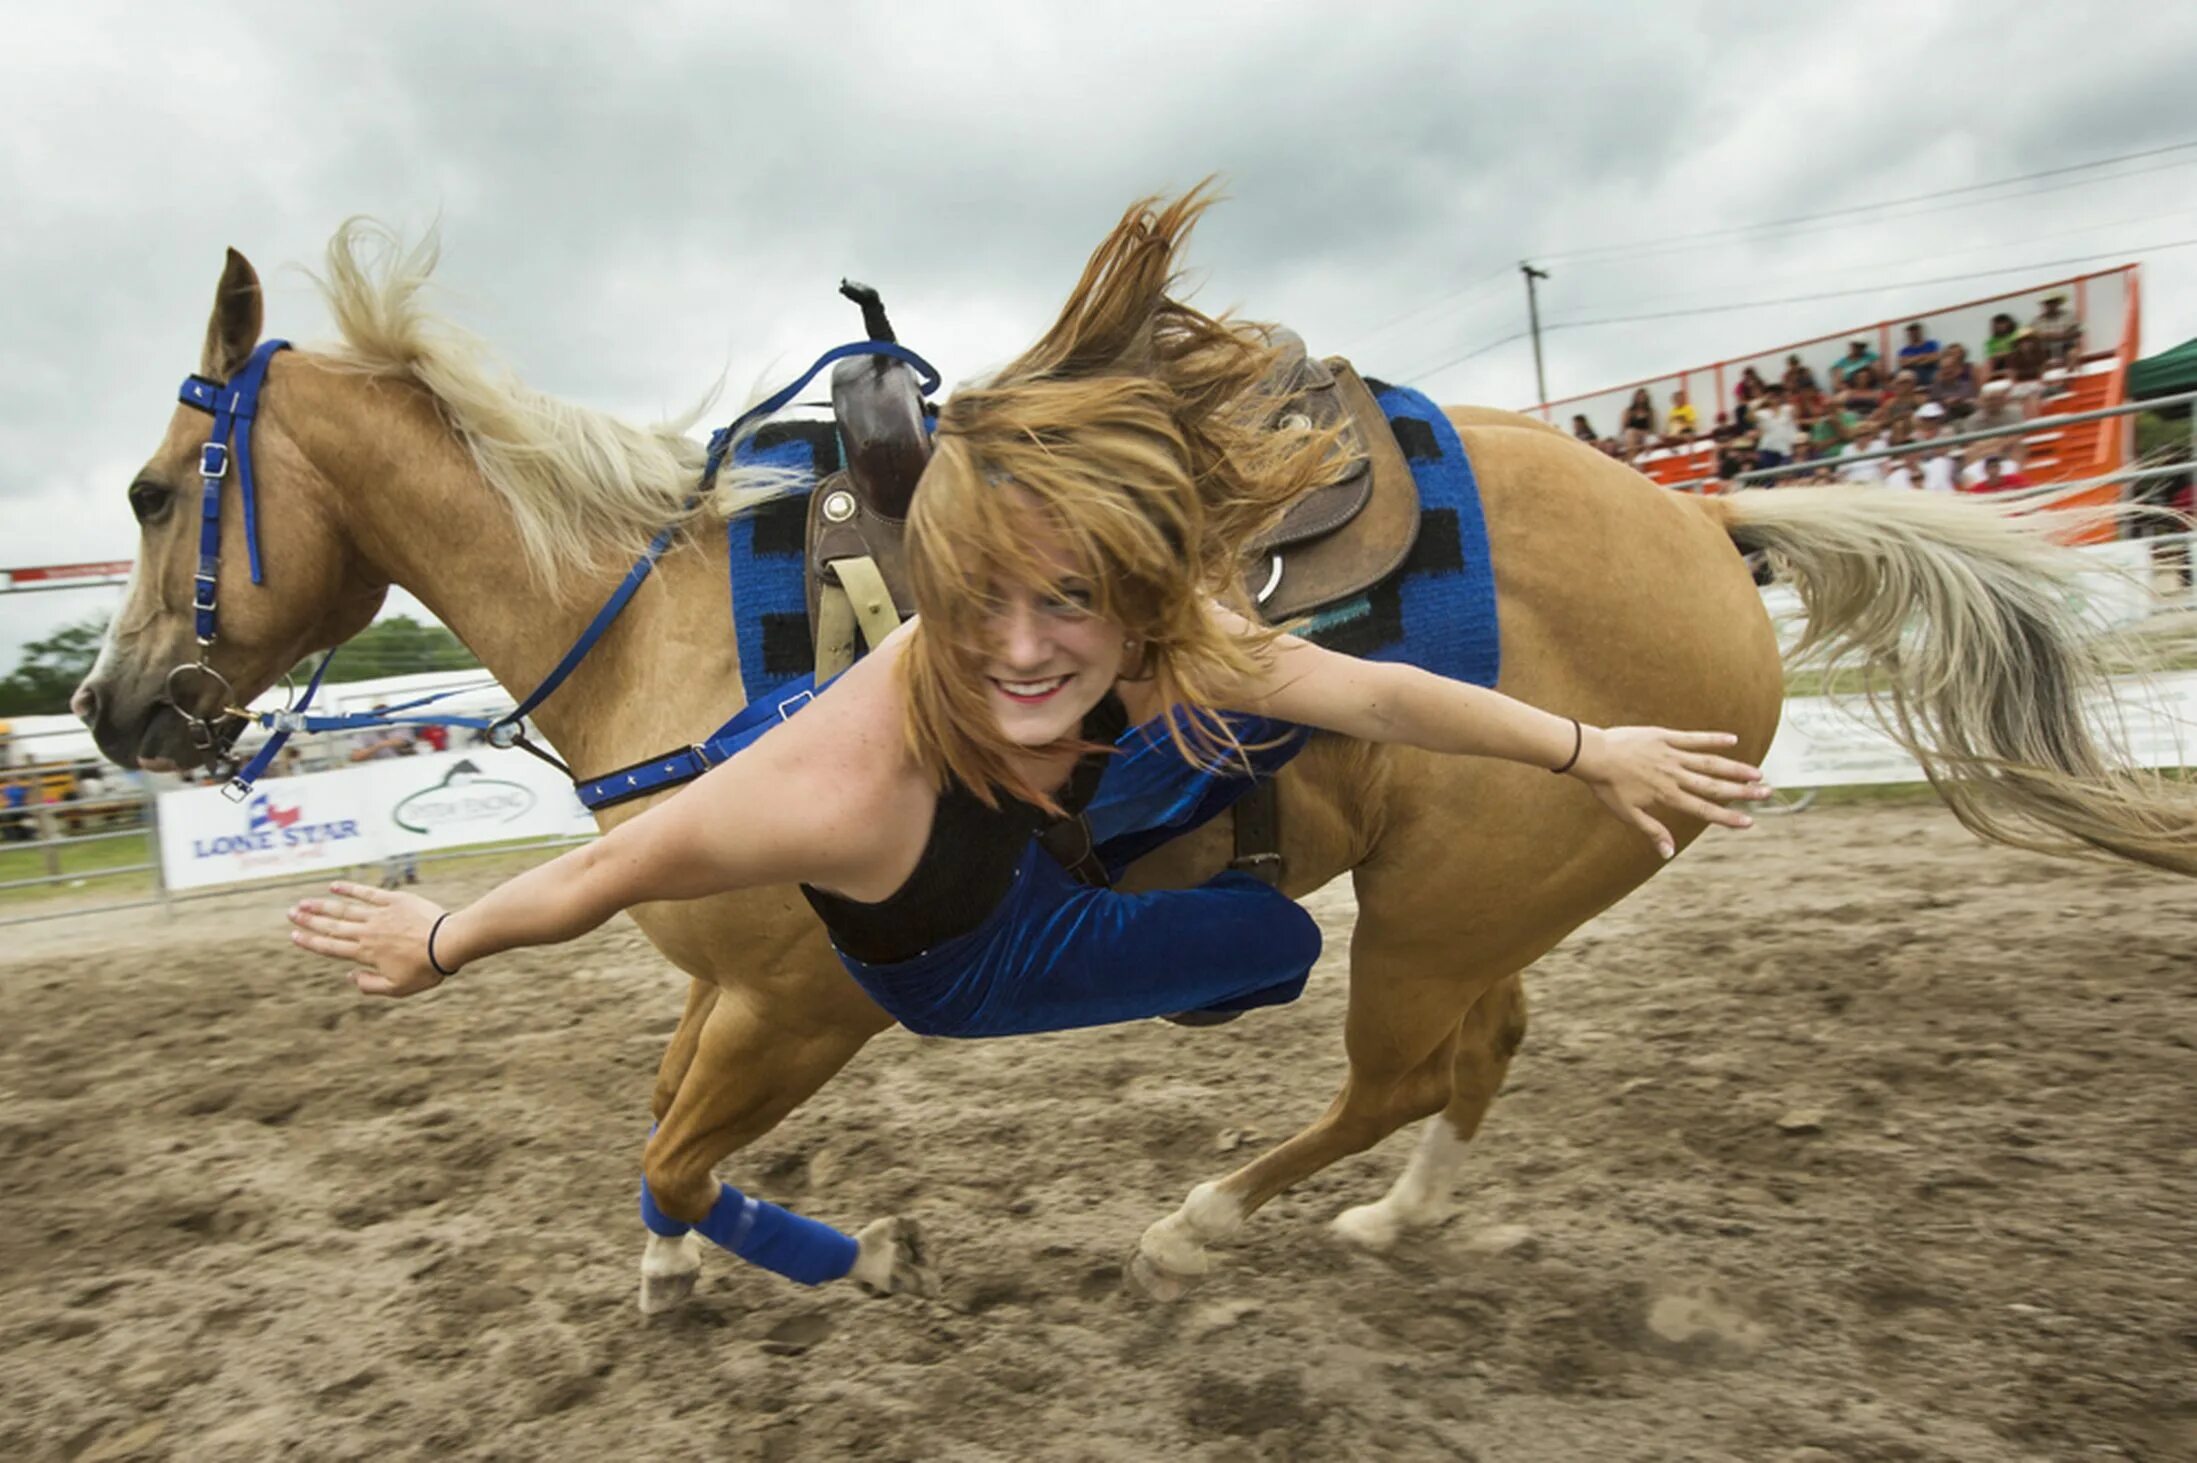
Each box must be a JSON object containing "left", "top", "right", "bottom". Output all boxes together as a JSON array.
[{"left": 75, "top": 217, "right": 2197, "bottom": 1312}]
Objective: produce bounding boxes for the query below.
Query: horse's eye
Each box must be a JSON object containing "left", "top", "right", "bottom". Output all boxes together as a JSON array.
[{"left": 127, "top": 480, "right": 172, "bottom": 524}]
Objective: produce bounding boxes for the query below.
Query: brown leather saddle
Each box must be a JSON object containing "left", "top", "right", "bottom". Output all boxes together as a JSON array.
[{"left": 804, "top": 313, "right": 1421, "bottom": 886}]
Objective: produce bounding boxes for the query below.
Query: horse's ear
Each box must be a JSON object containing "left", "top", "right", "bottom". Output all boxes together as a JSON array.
[{"left": 200, "top": 248, "right": 263, "bottom": 380}]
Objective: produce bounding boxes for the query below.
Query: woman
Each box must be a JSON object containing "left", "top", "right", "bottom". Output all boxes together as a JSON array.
[
  {"left": 1984, "top": 312, "right": 2022, "bottom": 363},
  {"left": 1570, "top": 412, "right": 1597, "bottom": 443},
  {"left": 288, "top": 194, "right": 1767, "bottom": 1032},
  {"left": 1931, "top": 342, "right": 1981, "bottom": 419},
  {"left": 1735, "top": 366, "right": 1768, "bottom": 404},
  {"left": 1840, "top": 363, "right": 1885, "bottom": 416},
  {"left": 1781, "top": 355, "right": 1818, "bottom": 396},
  {"left": 1621, "top": 388, "right": 1656, "bottom": 453}
]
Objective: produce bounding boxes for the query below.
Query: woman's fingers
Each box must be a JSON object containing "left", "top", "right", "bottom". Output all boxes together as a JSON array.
[
  {"left": 329, "top": 880, "right": 392, "bottom": 905},
  {"left": 292, "top": 927, "right": 361, "bottom": 960},
  {"left": 1678, "top": 770, "right": 1764, "bottom": 806},
  {"left": 1680, "top": 753, "right": 1769, "bottom": 784},
  {"left": 1633, "top": 811, "right": 1675, "bottom": 859}
]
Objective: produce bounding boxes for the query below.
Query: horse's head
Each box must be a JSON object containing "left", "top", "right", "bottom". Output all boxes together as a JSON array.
[{"left": 72, "top": 250, "right": 388, "bottom": 771}]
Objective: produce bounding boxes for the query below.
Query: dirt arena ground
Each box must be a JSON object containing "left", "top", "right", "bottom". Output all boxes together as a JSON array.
[{"left": 2, "top": 800, "right": 2192, "bottom": 1462}]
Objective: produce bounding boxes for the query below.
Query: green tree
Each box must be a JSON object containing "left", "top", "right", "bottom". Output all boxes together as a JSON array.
[
  {"left": 0, "top": 616, "right": 110, "bottom": 716},
  {"left": 289, "top": 614, "right": 481, "bottom": 684}
]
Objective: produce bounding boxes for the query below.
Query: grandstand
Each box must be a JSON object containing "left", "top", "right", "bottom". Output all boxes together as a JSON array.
[{"left": 1536, "top": 266, "right": 2141, "bottom": 523}]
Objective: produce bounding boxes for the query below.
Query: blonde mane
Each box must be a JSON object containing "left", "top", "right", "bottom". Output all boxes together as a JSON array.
[{"left": 310, "top": 219, "right": 800, "bottom": 591}]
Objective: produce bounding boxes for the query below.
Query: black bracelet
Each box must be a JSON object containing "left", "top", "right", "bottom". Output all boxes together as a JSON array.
[
  {"left": 1550, "top": 717, "right": 1584, "bottom": 775},
  {"left": 426, "top": 913, "right": 461, "bottom": 978}
]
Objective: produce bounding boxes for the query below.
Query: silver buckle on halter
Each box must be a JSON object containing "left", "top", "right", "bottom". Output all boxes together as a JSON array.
[{"left": 199, "top": 442, "right": 230, "bottom": 479}]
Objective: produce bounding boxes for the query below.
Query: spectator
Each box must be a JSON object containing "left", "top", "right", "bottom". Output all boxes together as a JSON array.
[
  {"left": 1840, "top": 363, "right": 1886, "bottom": 416},
  {"left": 416, "top": 722, "right": 451, "bottom": 754},
  {"left": 1831, "top": 338, "right": 1879, "bottom": 385},
  {"left": 1962, "top": 455, "right": 2033, "bottom": 495},
  {"left": 1882, "top": 369, "right": 1923, "bottom": 430},
  {"left": 0, "top": 778, "right": 28, "bottom": 843},
  {"left": 1782, "top": 354, "right": 1820, "bottom": 396},
  {"left": 1931, "top": 342, "right": 1981, "bottom": 418},
  {"left": 1665, "top": 387, "right": 1699, "bottom": 441},
  {"left": 1570, "top": 413, "right": 1597, "bottom": 443},
  {"left": 1913, "top": 405, "right": 1961, "bottom": 494},
  {"left": 1809, "top": 407, "right": 1852, "bottom": 462},
  {"left": 2004, "top": 335, "right": 2050, "bottom": 418},
  {"left": 1753, "top": 384, "right": 1800, "bottom": 471},
  {"left": 1839, "top": 419, "right": 1893, "bottom": 485},
  {"left": 1735, "top": 366, "right": 1770, "bottom": 404},
  {"left": 1895, "top": 322, "right": 1942, "bottom": 387},
  {"left": 1621, "top": 388, "right": 1656, "bottom": 454},
  {"left": 2028, "top": 294, "right": 2082, "bottom": 367},
  {"left": 1984, "top": 311, "right": 2023, "bottom": 364}
]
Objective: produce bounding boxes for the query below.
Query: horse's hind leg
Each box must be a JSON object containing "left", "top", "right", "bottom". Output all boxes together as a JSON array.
[
  {"left": 1130, "top": 924, "right": 1488, "bottom": 1298},
  {"left": 1330, "top": 973, "right": 1527, "bottom": 1251}
]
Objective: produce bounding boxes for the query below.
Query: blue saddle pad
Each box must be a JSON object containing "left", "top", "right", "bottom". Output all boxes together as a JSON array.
[{"left": 720, "top": 383, "right": 1499, "bottom": 857}]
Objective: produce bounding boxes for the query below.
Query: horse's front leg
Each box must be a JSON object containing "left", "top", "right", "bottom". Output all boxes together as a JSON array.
[{"left": 638, "top": 977, "right": 917, "bottom": 1313}]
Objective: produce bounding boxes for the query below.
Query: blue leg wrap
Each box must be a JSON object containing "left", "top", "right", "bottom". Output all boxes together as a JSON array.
[
  {"left": 638, "top": 1175, "right": 691, "bottom": 1238},
  {"left": 692, "top": 1182, "right": 859, "bottom": 1286},
  {"left": 640, "top": 1180, "right": 857, "bottom": 1287}
]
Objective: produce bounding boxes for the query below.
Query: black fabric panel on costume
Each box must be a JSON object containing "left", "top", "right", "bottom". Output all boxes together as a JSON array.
[
  {"left": 753, "top": 420, "right": 841, "bottom": 477},
  {"left": 761, "top": 613, "right": 813, "bottom": 677},
  {"left": 750, "top": 495, "right": 810, "bottom": 560},
  {"left": 1390, "top": 416, "right": 1442, "bottom": 462}
]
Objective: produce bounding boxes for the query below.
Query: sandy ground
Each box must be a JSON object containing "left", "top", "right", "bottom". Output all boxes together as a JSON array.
[{"left": 2, "top": 800, "right": 2193, "bottom": 1463}]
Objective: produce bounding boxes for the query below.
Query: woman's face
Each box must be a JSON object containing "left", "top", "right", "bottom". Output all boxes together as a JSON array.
[{"left": 979, "top": 509, "right": 1129, "bottom": 748}]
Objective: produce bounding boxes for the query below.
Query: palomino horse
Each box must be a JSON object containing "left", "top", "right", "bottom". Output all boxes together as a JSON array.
[{"left": 77, "top": 227, "right": 2194, "bottom": 1308}]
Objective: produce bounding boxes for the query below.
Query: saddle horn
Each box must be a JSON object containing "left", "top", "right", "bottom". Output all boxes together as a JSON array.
[{"left": 830, "top": 280, "right": 931, "bottom": 520}]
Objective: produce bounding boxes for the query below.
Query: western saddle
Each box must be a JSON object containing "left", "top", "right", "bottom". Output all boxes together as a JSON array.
[{"left": 805, "top": 285, "right": 1422, "bottom": 887}]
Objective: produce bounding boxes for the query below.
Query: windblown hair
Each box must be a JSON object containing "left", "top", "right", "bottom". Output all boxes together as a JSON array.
[
  {"left": 900, "top": 185, "right": 1356, "bottom": 810},
  {"left": 311, "top": 220, "right": 800, "bottom": 593}
]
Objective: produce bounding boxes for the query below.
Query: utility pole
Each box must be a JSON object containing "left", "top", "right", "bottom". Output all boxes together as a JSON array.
[{"left": 1520, "top": 261, "right": 1550, "bottom": 406}]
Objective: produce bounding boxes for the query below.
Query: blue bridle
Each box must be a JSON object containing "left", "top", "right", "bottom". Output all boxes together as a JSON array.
[{"left": 170, "top": 336, "right": 940, "bottom": 802}]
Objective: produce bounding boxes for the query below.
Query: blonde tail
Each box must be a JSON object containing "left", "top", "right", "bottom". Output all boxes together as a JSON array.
[{"left": 1715, "top": 484, "right": 2197, "bottom": 876}]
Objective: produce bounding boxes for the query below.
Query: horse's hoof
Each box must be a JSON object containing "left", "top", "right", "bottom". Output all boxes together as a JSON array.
[
  {"left": 639, "top": 1231, "right": 701, "bottom": 1315},
  {"left": 639, "top": 1266, "right": 698, "bottom": 1315},
  {"left": 1329, "top": 1202, "right": 1402, "bottom": 1253},
  {"left": 1124, "top": 1248, "right": 1200, "bottom": 1302},
  {"left": 853, "top": 1216, "right": 940, "bottom": 1298}
]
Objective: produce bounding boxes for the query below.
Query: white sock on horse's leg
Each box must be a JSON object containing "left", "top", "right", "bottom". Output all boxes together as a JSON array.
[
  {"left": 1330, "top": 1115, "right": 1472, "bottom": 1251},
  {"left": 1132, "top": 1180, "right": 1245, "bottom": 1297}
]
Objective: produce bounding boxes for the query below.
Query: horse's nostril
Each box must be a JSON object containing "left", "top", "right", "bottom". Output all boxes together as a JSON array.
[{"left": 70, "top": 682, "right": 99, "bottom": 726}]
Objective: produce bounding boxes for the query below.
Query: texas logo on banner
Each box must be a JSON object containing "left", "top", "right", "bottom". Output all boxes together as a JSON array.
[{"left": 158, "top": 777, "right": 379, "bottom": 891}]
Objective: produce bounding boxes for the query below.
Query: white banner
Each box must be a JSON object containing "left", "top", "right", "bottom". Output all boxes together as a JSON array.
[
  {"left": 157, "top": 748, "right": 596, "bottom": 891},
  {"left": 1765, "top": 670, "right": 2197, "bottom": 788}
]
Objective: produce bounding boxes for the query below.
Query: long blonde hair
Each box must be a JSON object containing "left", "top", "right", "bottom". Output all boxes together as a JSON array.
[{"left": 900, "top": 185, "right": 1353, "bottom": 810}]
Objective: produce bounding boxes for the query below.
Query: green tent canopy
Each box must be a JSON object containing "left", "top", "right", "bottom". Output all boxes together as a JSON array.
[{"left": 2130, "top": 336, "right": 2197, "bottom": 400}]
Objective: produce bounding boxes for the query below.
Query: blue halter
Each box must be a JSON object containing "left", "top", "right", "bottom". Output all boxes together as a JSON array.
[
  {"left": 169, "top": 339, "right": 290, "bottom": 769},
  {"left": 172, "top": 335, "right": 941, "bottom": 802}
]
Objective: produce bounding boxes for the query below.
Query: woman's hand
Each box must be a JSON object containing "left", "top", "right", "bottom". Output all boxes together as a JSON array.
[
  {"left": 289, "top": 882, "right": 448, "bottom": 998},
  {"left": 1570, "top": 727, "right": 1770, "bottom": 859}
]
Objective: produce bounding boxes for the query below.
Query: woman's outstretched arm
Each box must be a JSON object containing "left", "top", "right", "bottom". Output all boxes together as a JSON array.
[
  {"left": 1210, "top": 608, "right": 1770, "bottom": 858},
  {"left": 288, "top": 646, "right": 915, "bottom": 996}
]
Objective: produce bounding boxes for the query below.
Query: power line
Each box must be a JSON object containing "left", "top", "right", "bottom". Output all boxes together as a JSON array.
[
  {"left": 1535, "top": 137, "right": 2197, "bottom": 265},
  {"left": 1541, "top": 203, "right": 2197, "bottom": 319},
  {"left": 1538, "top": 237, "right": 2197, "bottom": 333},
  {"left": 1392, "top": 327, "right": 1536, "bottom": 385},
  {"left": 1338, "top": 261, "right": 1518, "bottom": 354}
]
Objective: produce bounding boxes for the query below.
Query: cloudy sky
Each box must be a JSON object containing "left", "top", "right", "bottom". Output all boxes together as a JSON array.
[{"left": 6, "top": 0, "right": 2196, "bottom": 667}]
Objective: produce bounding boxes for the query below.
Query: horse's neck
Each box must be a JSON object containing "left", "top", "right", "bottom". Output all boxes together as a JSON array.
[{"left": 292, "top": 366, "right": 746, "bottom": 784}]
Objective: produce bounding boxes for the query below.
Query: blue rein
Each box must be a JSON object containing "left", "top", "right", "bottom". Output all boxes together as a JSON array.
[{"left": 174, "top": 337, "right": 940, "bottom": 802}]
